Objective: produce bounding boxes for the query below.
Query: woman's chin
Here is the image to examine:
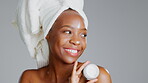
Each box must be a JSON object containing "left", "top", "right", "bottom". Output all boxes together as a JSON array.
[{"left": 63, "top": 58, "right": 77, "bottom": 64}]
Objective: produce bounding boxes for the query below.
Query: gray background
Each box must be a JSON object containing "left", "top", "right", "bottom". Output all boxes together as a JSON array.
[{"left": 0, "top": 0, "right": 148, "bottom": 83}]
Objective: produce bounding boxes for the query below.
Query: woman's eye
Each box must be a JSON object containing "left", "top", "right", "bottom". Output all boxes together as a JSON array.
[
  {"left": 64, "top": 30, "right": 71, "bottom": 34},
  {"left": 81, "top": 34, "right": 87, "bottom": 38}
]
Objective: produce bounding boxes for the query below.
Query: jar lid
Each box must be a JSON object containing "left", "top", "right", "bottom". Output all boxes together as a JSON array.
[{"left": 83, "top": 64, "right": 100, "bottom": 80}]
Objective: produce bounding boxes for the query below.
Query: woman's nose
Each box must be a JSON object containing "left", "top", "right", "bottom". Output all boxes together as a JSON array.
[{"left": 69, "top": 36, "right": 80, "bottom": 45}]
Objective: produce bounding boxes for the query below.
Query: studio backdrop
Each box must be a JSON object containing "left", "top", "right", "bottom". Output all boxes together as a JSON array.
[{"left": 0, "top": 0, "right": 148, "bottom": 83}]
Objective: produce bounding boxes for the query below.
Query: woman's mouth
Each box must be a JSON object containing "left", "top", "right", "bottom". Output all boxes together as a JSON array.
[{"left": 64, "top": 48, "right": 79, "bottom": 56}]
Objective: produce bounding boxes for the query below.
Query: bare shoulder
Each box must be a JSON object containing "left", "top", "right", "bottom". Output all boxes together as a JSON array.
[
  {"left": 19, "top": 66, "right": 48, "bottom": 83},
  {"left": 19, "top": 69, "right": 38, "bottom": 83},
  {"left": 97, "top": 66, "right": 112, "bottom": 83},
  {"left": 19, "top": 67, "right": 47, "bottom": 83}
]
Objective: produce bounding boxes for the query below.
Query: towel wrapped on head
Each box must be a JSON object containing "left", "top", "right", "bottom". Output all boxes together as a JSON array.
[{"left": 15, "top": 0, "right": 88, "bottom": 68}]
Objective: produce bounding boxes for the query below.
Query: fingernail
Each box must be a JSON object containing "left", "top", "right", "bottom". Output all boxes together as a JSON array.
[
  {"left": 87, "top": 61, "right": 90, "bottom": 63},
  {"left": 75, "top": 61, "right": 78, "bottom": 63}
]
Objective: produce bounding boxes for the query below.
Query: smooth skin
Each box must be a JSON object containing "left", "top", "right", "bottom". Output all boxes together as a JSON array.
[{"left": 19, "top": 9, "right": 112, "bottom": 83}]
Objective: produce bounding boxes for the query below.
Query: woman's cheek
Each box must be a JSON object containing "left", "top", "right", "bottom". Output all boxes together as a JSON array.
[
  {"left": 59, "top": 36, "right": 70, "bottom": 45},
  {"left": 82, "top": 39, "right": 87, "bottom": 49}
]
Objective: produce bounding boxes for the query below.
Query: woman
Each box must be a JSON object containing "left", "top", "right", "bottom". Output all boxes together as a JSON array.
[{"left": 15, "top": 0, "right": 112, "bottom": 83}]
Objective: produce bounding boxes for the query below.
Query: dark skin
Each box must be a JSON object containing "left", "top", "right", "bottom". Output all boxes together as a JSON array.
[{"left": 19, "top": 9, "right": 112, "bottom": 83}]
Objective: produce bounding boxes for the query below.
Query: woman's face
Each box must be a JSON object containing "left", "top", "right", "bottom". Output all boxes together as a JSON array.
[{"left": 46, "top": 10, "right": 87, "bottom": 64}]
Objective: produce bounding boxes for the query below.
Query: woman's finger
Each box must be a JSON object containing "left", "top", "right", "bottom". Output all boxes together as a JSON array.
[
  {"left": 70, "top": 61, "right": 80, "bottom": 83},
  {"left": 72, "top": 61, "right": 78, "bottom": 74},
  {"left": 77, "top": 61, "right": 90, "bottom": 74},
  {"left": 87, "top": 79, "right": 98, "bottom": 83}
]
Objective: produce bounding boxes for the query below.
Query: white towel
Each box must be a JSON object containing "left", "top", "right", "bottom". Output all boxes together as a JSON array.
[{"left": 15, "top": 0, "right": 88, "bottom": 68}]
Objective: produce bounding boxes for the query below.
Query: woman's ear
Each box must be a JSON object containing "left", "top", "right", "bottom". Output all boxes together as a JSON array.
[
  {"left": 45, "top": 30, "right": 53, "bottom": 43},
  {"left": 45, "top": 34, "right": 50, "bottom": 41},
  {"left": 45, "top": 28, "right": 53, "bottom": 41}
]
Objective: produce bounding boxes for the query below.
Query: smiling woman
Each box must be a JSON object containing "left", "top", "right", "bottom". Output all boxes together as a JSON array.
[
  {"left": 46, "top": 10, "right": 87, "bottom": 64},
  {"left": 15, "top": 0, "right": 111, "bottom": 83}
]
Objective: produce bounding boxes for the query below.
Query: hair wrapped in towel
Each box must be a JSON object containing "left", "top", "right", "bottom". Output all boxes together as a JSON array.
[{"left": 15, "top": 0, "right": 88, "bottom": 68}]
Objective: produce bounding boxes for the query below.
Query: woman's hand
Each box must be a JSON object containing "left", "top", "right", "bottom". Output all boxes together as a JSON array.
[{"left": 70, "top": 61, "right": 98, "bottom": 83}]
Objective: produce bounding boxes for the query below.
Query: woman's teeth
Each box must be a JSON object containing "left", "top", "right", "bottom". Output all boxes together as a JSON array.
[{"left": 65, "top": 49, "right": 78, "bottom": 53}]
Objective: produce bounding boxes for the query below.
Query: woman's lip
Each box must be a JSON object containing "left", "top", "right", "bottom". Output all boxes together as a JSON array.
[
  {"left": 64, "top": 48, "right": 79, "bottom": 56},
  {"left": 64, "top": 48, "right": 80, "bottom": 51}
]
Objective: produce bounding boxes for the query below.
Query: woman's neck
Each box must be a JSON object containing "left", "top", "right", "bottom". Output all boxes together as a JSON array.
[{"left": 47, "top": 55, "right": 74, "bottom": 82}]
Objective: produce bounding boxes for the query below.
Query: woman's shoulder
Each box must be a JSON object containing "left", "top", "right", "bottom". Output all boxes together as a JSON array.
[
  {"left": 97, "top": 66, "right": 112, "bottom": 83},
  {"left": 21, "top": 69, "right": 39, "bottom": 77},
  {"left": 19, "top": 67, "right": 47, "bottom": 83},
  {"left": 19, "top": 69, "right": 38, "bottom": 82}
]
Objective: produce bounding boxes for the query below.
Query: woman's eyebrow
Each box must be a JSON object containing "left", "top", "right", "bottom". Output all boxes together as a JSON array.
[
  {"left": 61, "top": 25, "right": 87, "bottom": 31},
  {"left": 61, "top": 25, "right": 73, "bottom": 28}
]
